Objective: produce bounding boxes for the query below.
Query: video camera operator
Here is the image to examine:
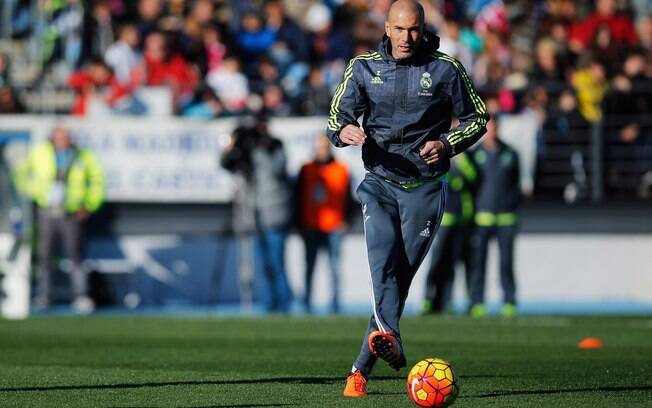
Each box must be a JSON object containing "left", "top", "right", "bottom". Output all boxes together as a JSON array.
[{"left": 221, "top": 115, "right": 293, "bottom": 313}]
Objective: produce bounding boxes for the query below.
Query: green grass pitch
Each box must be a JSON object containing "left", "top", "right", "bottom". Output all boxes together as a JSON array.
[{"left": 0, "top": 315, "right": 651, "bottom": 407}]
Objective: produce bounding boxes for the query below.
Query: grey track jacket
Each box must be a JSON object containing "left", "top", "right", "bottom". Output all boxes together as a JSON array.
[{"left": 326, "top": 32, "right": 488, "bottom": 183}]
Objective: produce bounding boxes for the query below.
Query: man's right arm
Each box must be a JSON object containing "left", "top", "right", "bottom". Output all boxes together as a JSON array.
[
  {"left": 326, "top": 57, "right": 368, "bottom": 147},
  {"left": 14, "top": 145, "right": 38, "bottom": 199}
]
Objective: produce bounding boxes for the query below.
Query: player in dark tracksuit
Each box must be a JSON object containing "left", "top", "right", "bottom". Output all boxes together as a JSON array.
[
  {"left": 329, "top": 1, "right": 487, "bottom": 397},
  {"left": 468, "top": 117, "right": 520, "bottom": 318},
  {"left": 423, "top": 152, "right": 477, "bottom": 314}
]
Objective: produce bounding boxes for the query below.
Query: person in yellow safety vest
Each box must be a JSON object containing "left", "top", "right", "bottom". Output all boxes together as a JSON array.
[
  {"left": 16, "top": 125, "right": 105, "bottom": 314},
  {"left": 423, "top": 151, "right": 477, "bottom": 314},
  {"left": 468, "top": 116, "right": 520, "bottom": 318}
]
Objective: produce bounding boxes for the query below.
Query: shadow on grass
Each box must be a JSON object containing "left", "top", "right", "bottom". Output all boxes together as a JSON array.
[
  {"left": 0, "top": 376, "right": 399, "bottom": 393},
  {"left": 181, "top": 405, "right": 297, "bottom": 408},
  {"left": 466, "top": 385, "right": 652, "bottom": 399},
  {"left": 113, "top": 405, "right": 297, "bottom": 408},
  {"left": 459, "top": 374, "right": 521, "bottom": 379},
  {"left": 366, "top": 392, "right": 404, "bottom": 396}
]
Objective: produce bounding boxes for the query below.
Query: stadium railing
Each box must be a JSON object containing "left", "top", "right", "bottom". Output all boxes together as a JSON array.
[{"left": 536, "top": 85, "right": 652, "bottom": 203}]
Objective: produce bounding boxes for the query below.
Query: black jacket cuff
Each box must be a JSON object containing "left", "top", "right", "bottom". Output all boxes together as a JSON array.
[{"left": 441, "top": 137, "right": 454, "bottom": 157}]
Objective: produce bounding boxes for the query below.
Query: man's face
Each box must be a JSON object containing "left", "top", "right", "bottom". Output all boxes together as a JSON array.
[
  {"left": 138, "top": 0, "right": 162, "bottom": 20},
  {"left": 445, "top": 20, "right": 459, "bottom": 39},
  {"left": 192, "top": 0, "right": 214, "bottom": 23},
  {"left": 88, "top": 63, "right": 111, "bottom": 83},
  {"left": 385, "top": 9, "right": 422, "bottom": 60},
  {"left": 144, "top": 33, "right": 166, "bottom": 61},
  {"left": 242, "top": 13, "right": 262, "bottom": 32},
  {"left": 597, "top": 0, "right": 616, "bottom": 15},
  {"left": 265, "top": 1, "right": 284, "bottom": 21},
  {"left": 52, "top": 127, "right": 72, "bottom": 151},
  {"left": 122, "top": 26, "right": 139, "bottom": 48},
  {"left": 314, "top": 136, "right": 331, "bottom": 162},
  {"left": 483, "top": 118, "right": 497, "bottom": 144}
]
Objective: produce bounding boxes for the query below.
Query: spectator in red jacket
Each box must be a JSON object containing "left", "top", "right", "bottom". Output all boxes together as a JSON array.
[
  {"left": 68, "top": 57, "right": 129, "bottom": 116},
  {"left": 569, "top": 0, "right": 639, "bottom": 53},
  {"left": 130, "top": 31, "right": 199, "bottom": 110}
]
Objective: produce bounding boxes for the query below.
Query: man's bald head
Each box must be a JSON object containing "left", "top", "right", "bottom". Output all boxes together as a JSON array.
[
  {"left": 387, "top": 0, "right": 424, "bottom": 24},
  {"left": 385, "top": 0, "right": 425, "bottom": 60}
]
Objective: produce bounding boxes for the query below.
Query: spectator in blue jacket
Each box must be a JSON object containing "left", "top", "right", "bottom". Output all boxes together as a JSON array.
[{"left": 237, "top": 11, "right": 276, "bottom": 75}]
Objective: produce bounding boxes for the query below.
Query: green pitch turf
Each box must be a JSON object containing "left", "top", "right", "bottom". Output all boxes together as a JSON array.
[{"left": 0, "top": 315, "right": 651, "bottom": 407}]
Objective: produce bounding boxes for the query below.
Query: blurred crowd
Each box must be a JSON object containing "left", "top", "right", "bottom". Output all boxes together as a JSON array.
[
  {"left": 2, "top": 0, "right": 387, "bottom": 117},
  {"left": 0, "top": 0, "right": 649, "bottom": 117},
  {"left": 1, "top": 0, "right": 651, "bottom": 198}
]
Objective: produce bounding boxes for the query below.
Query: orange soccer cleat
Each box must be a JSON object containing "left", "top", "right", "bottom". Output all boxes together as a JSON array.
[
  {"left": 368, "top": 330, "right": 406, "bottom": 370},
  {"left": 342, "top": 370, "right": 367, "bottom": 397}
]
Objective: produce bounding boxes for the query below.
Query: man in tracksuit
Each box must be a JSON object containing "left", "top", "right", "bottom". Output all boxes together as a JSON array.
[
  {"left": 326, "top": 0, "right": 487, "bottom": 397},
  {"left": 423, "top": 151, "right": 477, "bottom": 314},
  {"left": 468, "top": 117, "right": 520, "bottom": 318}
]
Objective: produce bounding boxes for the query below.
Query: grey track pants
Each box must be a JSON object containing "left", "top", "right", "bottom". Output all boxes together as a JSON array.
[
  {"left": 469, "top": 225, "right": 517, "bottom": 305},
  {"left": 36, "top": 209, "right": 87, "bottom": 301},
  {"left": 353, "top": 172, "right": 446, "bottom": 376}
]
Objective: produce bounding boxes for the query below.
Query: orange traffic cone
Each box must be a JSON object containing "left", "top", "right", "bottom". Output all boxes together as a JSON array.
[{"left": 578, "top": 337, "right": 603, "bottom": 349}]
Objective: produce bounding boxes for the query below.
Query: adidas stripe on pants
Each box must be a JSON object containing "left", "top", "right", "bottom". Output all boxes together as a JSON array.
[{"left": 354, "top": 172, "right": 446, "bottom": 376}]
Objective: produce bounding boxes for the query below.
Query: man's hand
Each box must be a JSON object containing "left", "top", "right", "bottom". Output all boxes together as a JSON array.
[
  {"left": 75, "top": 210, "right": 90, "bottom": 222},
  {"left": 339, "top": 124, "right": 367, "bottom": 145},
  {"left": 419, "top": 140, "right": 447, "bottom": 165}
]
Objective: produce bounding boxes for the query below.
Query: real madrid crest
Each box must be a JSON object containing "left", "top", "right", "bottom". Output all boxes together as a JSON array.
[{"left": 420, "top": 72, "right": 432, "bottom": 89}]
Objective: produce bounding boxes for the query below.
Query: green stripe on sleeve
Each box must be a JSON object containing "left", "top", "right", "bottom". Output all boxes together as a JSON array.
[
  {"left": 433, "top": 52, "right": 487, "bottom": 146},
  {"left": 328, "top": 53, "right": 381, "bottom": 132}
]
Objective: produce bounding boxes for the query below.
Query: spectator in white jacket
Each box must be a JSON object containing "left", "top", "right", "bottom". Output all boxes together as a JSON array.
[
  {"left": 207, "top": 56, "right": 249, "bottom": 113},
  {"left": 104, "top": 23, "right": 141, "bottom": 84}
]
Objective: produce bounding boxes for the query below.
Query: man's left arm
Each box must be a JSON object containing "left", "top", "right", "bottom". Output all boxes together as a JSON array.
[
  {"left": 440, "top": 61, "right": 489, "bottom": 157},
  {"left": 420, "top": 60, "right": 488, "bottom": 164},
  {"left": 82, "top": 151, "right": 105, "bottom": 213}
]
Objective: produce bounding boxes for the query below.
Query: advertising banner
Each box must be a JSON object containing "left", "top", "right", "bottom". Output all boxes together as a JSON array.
[{"left": 0, "top": 116, "right": 365, "bottom": 203}]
